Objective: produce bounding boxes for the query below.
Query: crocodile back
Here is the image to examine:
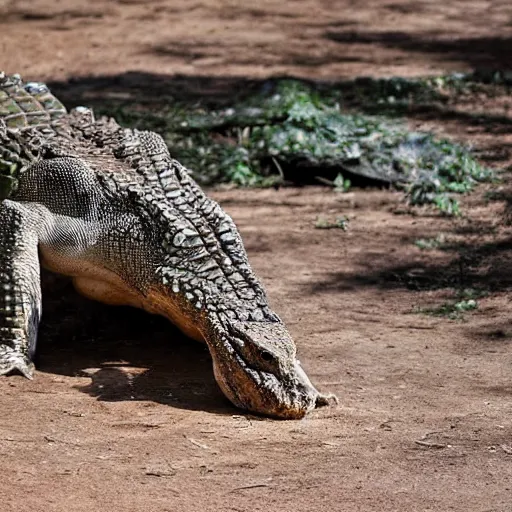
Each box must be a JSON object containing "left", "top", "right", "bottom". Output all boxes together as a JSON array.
[
  {"left": 0, "top": 72, "right": 68, "bottom": 199},
  {"left": 0, "top": 72, "right": 67, "bottom": 131}
]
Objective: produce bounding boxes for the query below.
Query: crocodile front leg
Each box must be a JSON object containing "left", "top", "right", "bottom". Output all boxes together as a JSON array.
[{"left": 0, "top": 200, "right": 42, "bottom": 378}]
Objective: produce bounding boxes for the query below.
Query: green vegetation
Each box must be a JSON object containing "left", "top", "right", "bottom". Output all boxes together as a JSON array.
[
  {"left": 414, "top": 234, "right": 447, "bottom": 250},
  {"left": 415, "top": 288, "right": 486, "bottom": 320},
  {"left": 333, "top": 173, "right": 352, "bottom": 193},
  {"left": 93, "top": 76, "right": 495, "bottom": 214},
  {"left": 405, "top": 144, "right": 493, "bottom": 216}
]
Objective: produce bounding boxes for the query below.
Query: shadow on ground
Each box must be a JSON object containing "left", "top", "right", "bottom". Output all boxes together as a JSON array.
[
  {"left": 48, "top": 72, "right": 267, "bottom": 109},
  {"left": 147, "top": 25, "right": 512, "bottom": 70},
  {"left": 37, "top": 271, "right": 235, "bottom": 416},
  {"left": 324, "top": 30, "right": 512, "bottom": 70},
  {"left": 308, "top": 235, "right": 512, "bottom": 296},
  {"left": 466, "top": 319, "right": 512, "bottom": 344}
]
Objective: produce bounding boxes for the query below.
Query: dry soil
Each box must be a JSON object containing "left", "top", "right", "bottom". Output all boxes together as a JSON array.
[{"left": 0, "top": 1, "right": 512, "bottom": 511}]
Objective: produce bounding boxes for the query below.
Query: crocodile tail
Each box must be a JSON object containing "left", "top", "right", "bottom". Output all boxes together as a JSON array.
[{"left": 0, "top": 72, "right": 67, "bottom": 132}]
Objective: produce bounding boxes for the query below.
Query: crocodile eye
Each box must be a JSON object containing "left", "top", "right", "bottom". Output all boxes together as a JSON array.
[{"left": 260, "top": 350, "right": 274, "bottom": 362}]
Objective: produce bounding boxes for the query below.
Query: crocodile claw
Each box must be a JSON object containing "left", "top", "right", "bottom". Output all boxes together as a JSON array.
[{"left": 0, "top": 346, "right": 34, "bottom": 379}]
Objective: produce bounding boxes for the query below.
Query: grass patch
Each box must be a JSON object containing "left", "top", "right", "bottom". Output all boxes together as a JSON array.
[{"left": 415, "top": 288, "right": 486, "bottom": 320}]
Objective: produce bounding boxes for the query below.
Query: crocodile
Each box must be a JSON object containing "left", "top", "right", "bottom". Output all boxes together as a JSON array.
[{"left": 0, "top": 72, "right": 335, "bottom": 419}]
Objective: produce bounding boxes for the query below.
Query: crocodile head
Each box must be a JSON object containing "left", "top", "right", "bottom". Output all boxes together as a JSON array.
[{"left": 205, "top": 318, "right": 334, "bottom": 419}]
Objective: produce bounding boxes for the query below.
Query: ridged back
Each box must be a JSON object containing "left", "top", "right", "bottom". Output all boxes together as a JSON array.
[
  {"left": 0, "top": 72, "right": 67, "bottom": 131},
  {"left": 0, "top": 73, "right": 68, "bottom": 199}
]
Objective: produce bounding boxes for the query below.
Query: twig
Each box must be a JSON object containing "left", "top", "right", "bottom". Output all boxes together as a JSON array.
[
  {"left": 414, "top": 440, "right": 446, "bottom": 449},
  {"left": 145, "top": 470, "right": 175, "bottom": 478},
  {"left": 230, "top": 483, "right": 270, "bottom": 492}
]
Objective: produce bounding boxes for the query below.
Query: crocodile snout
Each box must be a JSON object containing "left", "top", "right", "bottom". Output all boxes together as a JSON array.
[{"left": 211, "top": 354, "right": 335, "bottom": 419}]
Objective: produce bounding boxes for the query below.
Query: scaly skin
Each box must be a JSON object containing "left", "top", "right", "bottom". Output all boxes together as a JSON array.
[{"left": 0, "top": 73, "right": 335, "bottom": 419}]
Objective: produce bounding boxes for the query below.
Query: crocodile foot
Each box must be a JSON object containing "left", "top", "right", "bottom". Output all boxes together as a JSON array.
[{"left": 0, "top": 346, "right": 34, "bottom": 379}]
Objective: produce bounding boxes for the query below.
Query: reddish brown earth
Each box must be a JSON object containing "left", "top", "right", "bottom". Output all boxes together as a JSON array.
[{"left": 1, "top": 1, "right": 512, "bottom": 511}]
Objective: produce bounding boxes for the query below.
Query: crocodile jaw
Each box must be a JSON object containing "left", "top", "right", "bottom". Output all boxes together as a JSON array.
[{"left": 206, "top": 318, "right": 329, "bottom": 419}]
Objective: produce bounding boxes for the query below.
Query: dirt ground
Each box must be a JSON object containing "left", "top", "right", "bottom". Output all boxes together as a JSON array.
[{"left": 1, "top": 1, "right": 512, "bottom": 511}]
